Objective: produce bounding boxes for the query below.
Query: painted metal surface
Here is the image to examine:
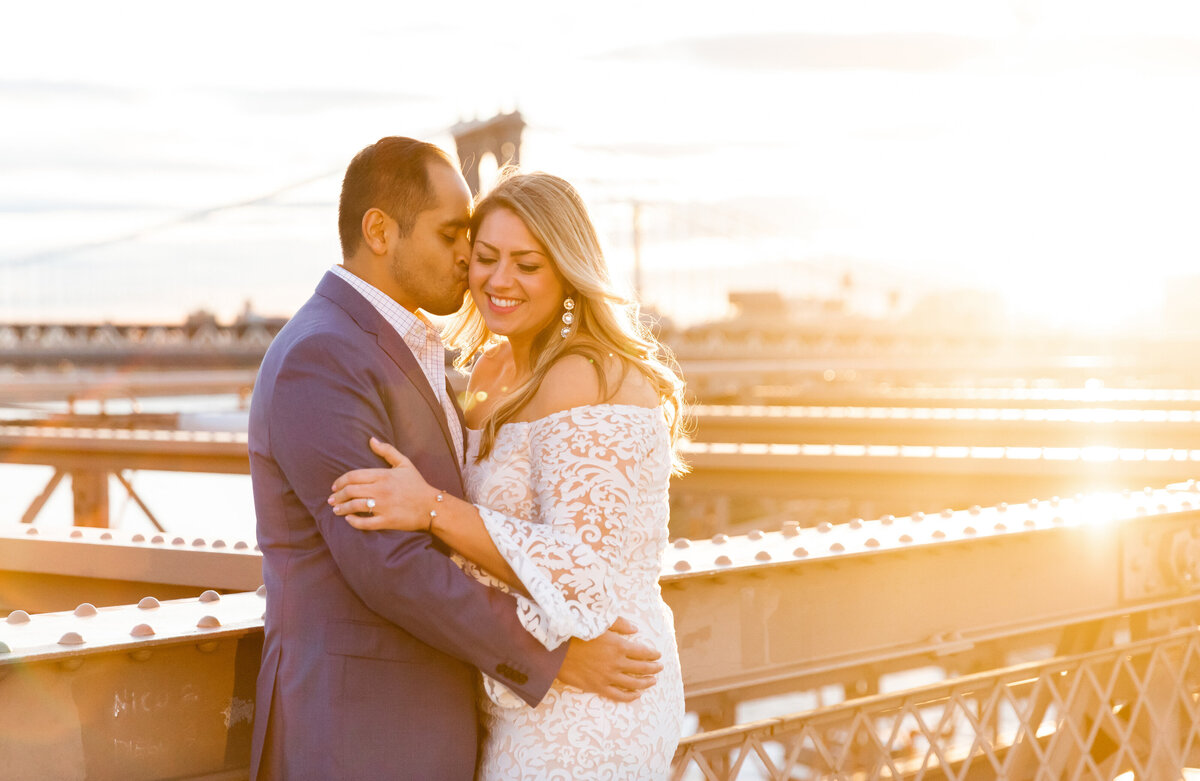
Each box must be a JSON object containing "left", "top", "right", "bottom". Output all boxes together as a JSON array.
[{"left": 0, "top": 589, "right": 265, "bottom": 781}]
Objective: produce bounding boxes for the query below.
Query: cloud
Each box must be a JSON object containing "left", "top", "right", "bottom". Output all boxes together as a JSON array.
[
  {"left": 599, "top": 32, "right": 1200, "bottom": 74},
  {"left": 213, "top": 87, "right": 436, "bottom": 115},
  {"left": 600, "top": 33, "right": 998, "bottom": 72},
  {"left": 0, "top": 79, "right": 140, "bottom": 101}
]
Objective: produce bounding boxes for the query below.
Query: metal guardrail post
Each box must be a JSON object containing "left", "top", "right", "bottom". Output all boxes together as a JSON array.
[{"left": 71, "top": 470, "right": 109, "bottom": 527}]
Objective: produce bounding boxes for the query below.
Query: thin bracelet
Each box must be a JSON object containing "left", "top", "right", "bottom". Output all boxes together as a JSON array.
[{"left": 428, "top": 492, "right": 444, "bottom": 532}]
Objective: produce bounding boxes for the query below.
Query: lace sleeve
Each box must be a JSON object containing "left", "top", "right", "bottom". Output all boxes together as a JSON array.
[{"left": 476, "top": 406, "right": 658, "bottom": 650}]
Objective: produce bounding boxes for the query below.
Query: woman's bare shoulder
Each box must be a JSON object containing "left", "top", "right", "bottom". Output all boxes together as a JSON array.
[{"left": 522, "top": 352, "right": 657, "bottom": 420}]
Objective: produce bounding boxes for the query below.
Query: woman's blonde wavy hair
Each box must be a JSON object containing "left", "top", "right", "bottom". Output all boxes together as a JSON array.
[{"left": 444, "top": 169, "right": 688, "bottom": 474}]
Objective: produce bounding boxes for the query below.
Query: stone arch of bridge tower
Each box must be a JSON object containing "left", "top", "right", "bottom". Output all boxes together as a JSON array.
[{"left": 451, "top": 111, "right": 525, "bottom": 196}]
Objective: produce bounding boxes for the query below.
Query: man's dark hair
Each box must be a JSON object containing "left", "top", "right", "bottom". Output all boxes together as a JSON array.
[{"left": 338, "top": 137, "right": 456, "bottom": 258}]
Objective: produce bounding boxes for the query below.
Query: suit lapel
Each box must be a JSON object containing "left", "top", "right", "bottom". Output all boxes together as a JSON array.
[
  {"left": 316, "top": 272, "right": 465, "bottom": 490},
  {"left": 446, "top": 377, "right": 468, "bottom": 465}
]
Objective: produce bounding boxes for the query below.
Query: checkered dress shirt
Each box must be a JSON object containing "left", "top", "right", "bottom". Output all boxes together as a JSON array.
[{"left": 331, "top": 265, "right": 464, "bottom": 463}]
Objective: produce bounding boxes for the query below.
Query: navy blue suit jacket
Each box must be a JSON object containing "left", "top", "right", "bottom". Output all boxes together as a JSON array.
[{"left": 248, "top": 272, "right": 567, "bottom": 779}]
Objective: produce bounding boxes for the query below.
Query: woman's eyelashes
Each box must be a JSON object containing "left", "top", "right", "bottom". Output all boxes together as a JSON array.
[{"left": 472, "top": 255, "right": 541, "bottom": 274}]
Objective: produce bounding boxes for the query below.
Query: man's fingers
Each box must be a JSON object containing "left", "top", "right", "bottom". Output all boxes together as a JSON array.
[
  {"left": 614, "top": 673, "right": 656, "bottom": 692},
  {"left": 616, "top": 636, "right": 662, "bottom": 663},
  {"left": 608, "top": 617, "right": 639, "bottom": 635},
  {"left": 620, "top": 659, "right": 663, "bottom": 678},
  {"left": 602, "top": 685, "right": 641, "bottom": 703}
]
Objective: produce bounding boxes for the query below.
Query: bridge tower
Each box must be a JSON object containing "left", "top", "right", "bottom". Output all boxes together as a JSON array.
[{"left": 451, "top": 111, "right": 525, "bottom": 195}]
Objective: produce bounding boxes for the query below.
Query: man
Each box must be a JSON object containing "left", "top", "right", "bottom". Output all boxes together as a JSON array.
[{"left": 249, "top": 137, "right": 661, "bottom": 779}]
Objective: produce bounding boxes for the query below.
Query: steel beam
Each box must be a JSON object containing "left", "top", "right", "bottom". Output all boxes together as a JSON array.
[
  {"left": 689, "top": 403, "right": 1200, "bottom": 449},
  {"left": 0, "top": 590, "right": 264, "bottom": 781}
]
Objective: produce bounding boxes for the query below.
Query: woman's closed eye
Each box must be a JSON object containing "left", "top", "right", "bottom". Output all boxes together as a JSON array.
[{"left": 473, "top": 255, "right": 498, "bottom": 265}]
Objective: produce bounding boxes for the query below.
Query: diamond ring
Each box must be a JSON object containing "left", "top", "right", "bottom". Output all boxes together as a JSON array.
[{"left": 365, "top": 498, "right": 376, "bottom": 514}]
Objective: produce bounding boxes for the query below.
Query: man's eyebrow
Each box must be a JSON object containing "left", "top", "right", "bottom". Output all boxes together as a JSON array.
[
  {"left": 475, "top": 239, "right": 545, "bottom": 257},
  {"left": 441, "top": 218, "right": 469, "bottom": 229}
]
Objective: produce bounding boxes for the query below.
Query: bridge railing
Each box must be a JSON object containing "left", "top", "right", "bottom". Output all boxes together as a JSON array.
[{"left": 672, "top": 626, "right": 1200, "bottom": 780}]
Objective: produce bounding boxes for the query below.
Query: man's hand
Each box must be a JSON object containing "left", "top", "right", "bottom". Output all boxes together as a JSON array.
[{"left": 556, "top": 617, "right": 664, "bottom": 703}]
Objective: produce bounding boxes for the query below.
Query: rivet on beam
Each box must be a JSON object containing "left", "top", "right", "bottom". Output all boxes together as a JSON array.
[
  {"left": 674, "top": 560, "right": 691, "bottom": 572},
  {"left": 940, "top": 509, "right": 953, "bottom": 519},
  {"left": 0, "top": 641, "right": 10, "bottom": 654},
  {"left": 781, "top": 521, "right": 800, "bottom": 537},
  {"left": 712, "top": 534, "right": 728, "bottom": 544},
  {"left": 1050, "top": 496, "right": 1060, "bottom": 508},
  {"left": 1029, "top": 499, "right": 1039, "bottom": 509},
  {"left": 100, "top": 532, "right": 112, "bottom": 541},
  {"left": 969, "top": 506, "right": 981, "bottom": 515},
  {"left": 151, "top": 535, "right": 165, "bottom": 544},
  {"left": 171, "top": 537, "right": 186, "bottom": 546},
  {"left": 964, "top": 527, "right": 977, "bottom": 535},
  {"left": 132, "top": 534, "right": 146, "bottom": 543},
  {"left": 58, "top": 632, "right": 85, "bottom": 646},
  {"left": 1157, "top": 504, "right": 1169, "bottom": 513},
  {"left": 865, "top": 538, "right": 880, "bottom": 548},
  {"left": 129, "top": 649, "right": 152, "bottom": 662},
  {"left": 197, "top": 615, "right": 221, "bottom": 629},
  {"left": 137, "top": 596, "right": 161, "bottom": 610},
  {"left": 130, "top": 624, "right": 154, "bottom": 638},
  {"left": 880, "top": 515, "right": 895, "bottom": 526},
  {"left": 25, "top": 527, "right": 37, "bottom": 536},
  {"left": 256, "top": 585, "right": 267, "bottom": 598},
  {"left": 899, "top": 535, "right": 913, "bottom": 543},
  {"left": 69, "top": 530, "right": 83, "bottom": 539},
  {"left": 792, "top": 547, "right": 808, "bottom": 557},
  {"left": 748, "top": 530, "right": 764, "bottom": 540},
  {"left": 830, "top": 542, "right": 845, "bottom": 552},
  {"left": 932, "top": 530, "right": 946, "bottom": 539},
  {"left": 6, "top": 610, "right": 31, "bottom": 625},
  {"left": 192, "top": 538, "right": 206, "bottom": 547},
  {"left": 998, "top": 503, "right": 1008, "bottom": 512},
  {"left": 755, "top": 551, "right": 771, "bottom": 561},
  {"left": 995, "top": 523, "right": 1007, "bottom": 532},
  {"left": 714, "top": 555, "right": 732, "bottom": 567},
  {"left": 912, "top": 512, "right": 925, "bottom": 522},
  {"left": 199, "top": 590, "right": 221, "bottom": 603},
  {"left": 73, "top": 603, "right": 98, "bottom": 617},
  {"left": 234, "top": 541, "right": 250, "bottom": 550},
  {"left": 818, "top": 522, "right": 833, "bottom": 533},
  {"left": 1024, "top": 519, "right": 1037, "bottom": 529},
  {"left": 849, "top": 518, "right": 863, "bottom": 529},
  {"left": 196, "top": 640, "right": 220, "bottom": 654},
  {"left": 673, "top": 539, "right": 690, "bottom": 549},
  {"left": 212, "top": 540, "right": 227, "bottom": 549}
]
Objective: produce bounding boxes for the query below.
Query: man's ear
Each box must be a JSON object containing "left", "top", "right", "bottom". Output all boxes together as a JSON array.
[{"left": 361, "top": 208, "right": 391, "bottom": 255}]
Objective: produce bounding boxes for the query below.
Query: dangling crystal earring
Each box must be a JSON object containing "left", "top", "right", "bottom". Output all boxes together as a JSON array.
[{"left": 560, "top": 297, "right": 575, "bottom": 339}]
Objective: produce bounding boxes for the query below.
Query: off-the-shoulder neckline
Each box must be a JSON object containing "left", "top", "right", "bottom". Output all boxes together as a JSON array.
[{"left": 466, "top": 402, "right": 663, "bottom": 433}]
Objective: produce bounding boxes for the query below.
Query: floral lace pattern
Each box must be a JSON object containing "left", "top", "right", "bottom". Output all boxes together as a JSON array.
[{"left": 461, "top": 404, "right": 685, "bottom": 780}]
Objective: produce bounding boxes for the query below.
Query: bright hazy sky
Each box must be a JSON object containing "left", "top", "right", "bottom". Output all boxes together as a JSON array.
[{"left": 3, "top": 0, "right": 1200, "bottom": 328}]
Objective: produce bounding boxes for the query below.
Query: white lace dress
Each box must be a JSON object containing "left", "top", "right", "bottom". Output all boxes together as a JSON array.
[{"left": 459, "top": 404, "right": 685, "bottom": 780}]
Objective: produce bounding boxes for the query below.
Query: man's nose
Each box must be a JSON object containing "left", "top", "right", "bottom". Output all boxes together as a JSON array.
[{"left": 455, "top": 235, "right": 470, "bottom": 263}]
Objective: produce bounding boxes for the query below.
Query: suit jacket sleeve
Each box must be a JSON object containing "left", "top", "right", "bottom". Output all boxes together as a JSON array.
[{"left": 265, "top": 331, "right": 566, "bottom": 705}]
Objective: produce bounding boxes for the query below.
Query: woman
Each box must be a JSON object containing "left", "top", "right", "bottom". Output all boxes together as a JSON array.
[{"left": 327, "top": 170, "right": 687, "bottom": 779}]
